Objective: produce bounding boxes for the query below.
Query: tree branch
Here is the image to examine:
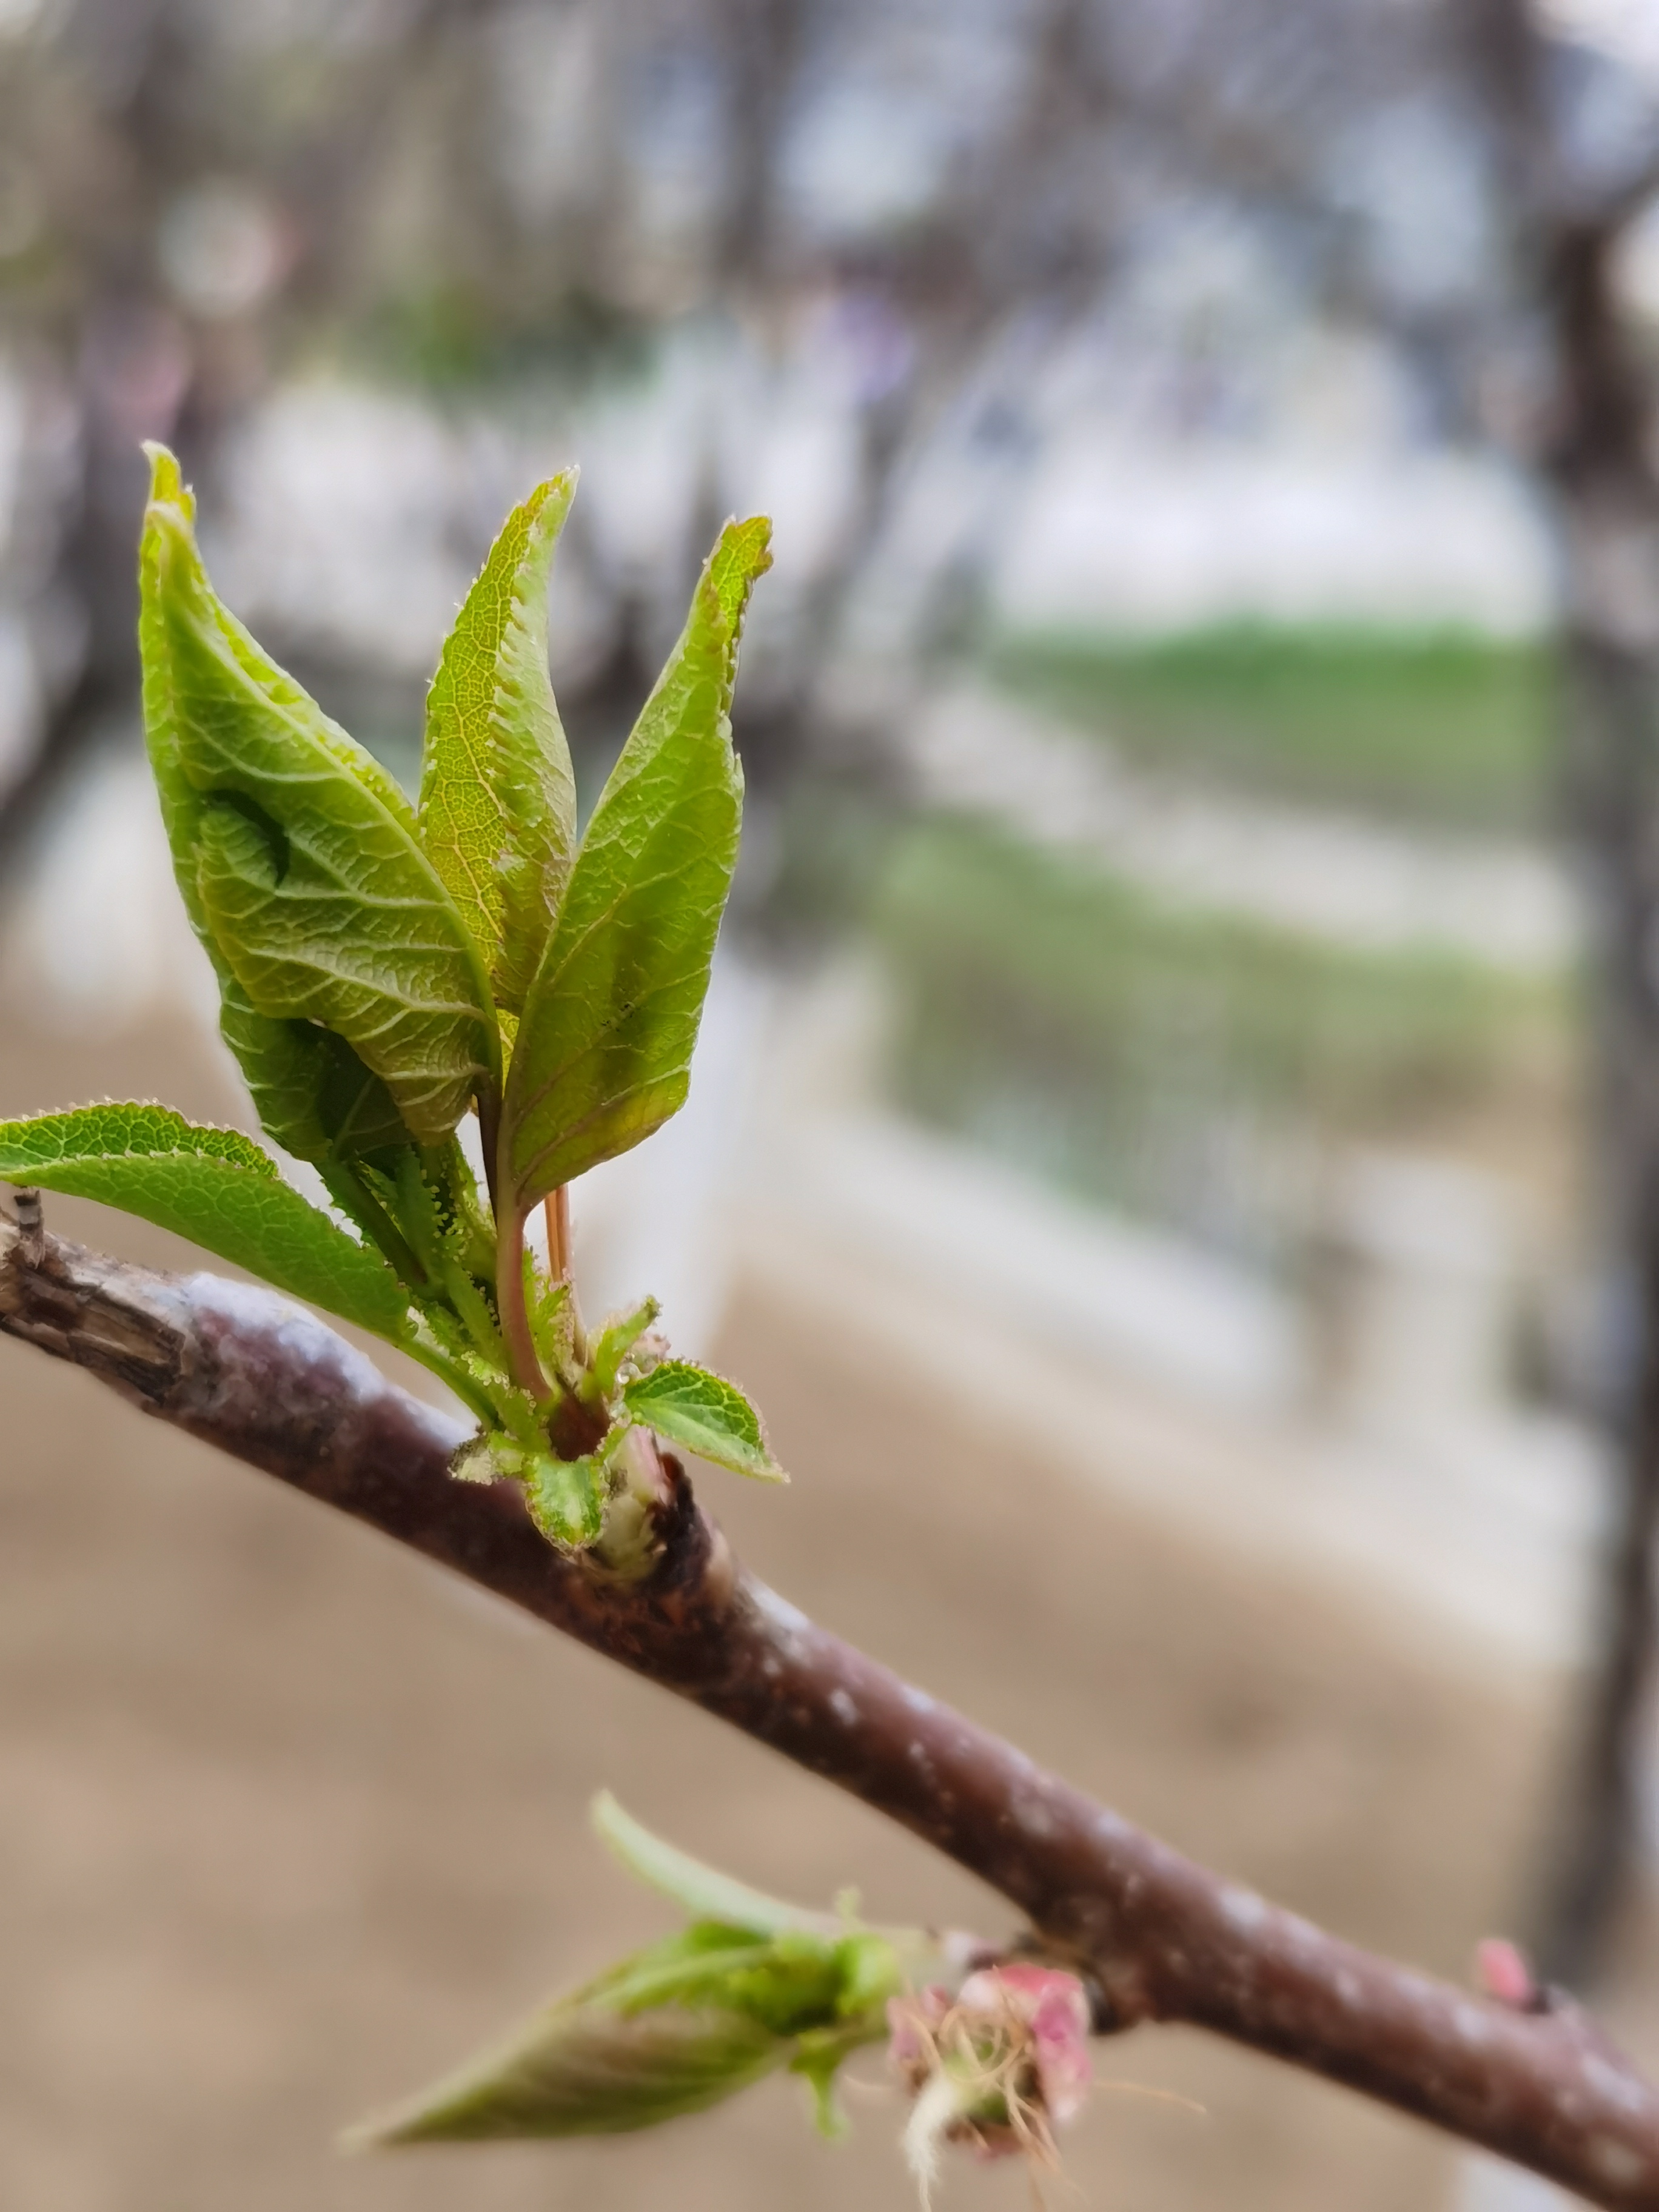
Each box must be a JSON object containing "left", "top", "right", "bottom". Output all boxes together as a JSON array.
[{"left": 5, "top": 1223, "right": 1659, "bottom": 2207}]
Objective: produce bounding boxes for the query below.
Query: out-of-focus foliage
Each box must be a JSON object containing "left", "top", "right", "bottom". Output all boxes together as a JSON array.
[
  {"left": 876, "top": 818, "right": 1566, "bottom": 1266},
  {"left": 2, "top": 0, "right": 1633, "bottom": 842},
  {"left": 994, "top": 629, "right": 1559, "bottom": 834},
  {"left": 0, "top": 0, "right": 1614, "bottom": 1288}
]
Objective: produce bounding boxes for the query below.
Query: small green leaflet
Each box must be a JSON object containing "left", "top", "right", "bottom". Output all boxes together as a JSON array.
[
  {"left": 500, "top": 515, "right": 771, "bottom": 1210},
  {"left": 587, "top": 1296, "right": 660, "bottom": 1399},
  {"left": 419, "top": 473, "right": 578, "bottom": 1014},
  {"left": 525, "top": 1446, "right": 608, "bottom": 1549},
  {"left": 354, "top": 1893, "right": 911, "bottom": 2150},
  {"left": 349, "top": 1930, "right": 790, "bottom": 2145},
  {"left": 0, "top": 1105, "right": 409, "bottom": 1338},
  {"left": 594, "top": 1794, "right": 847, "bottom": 1939},
  {"left": 139, "top": 446, "right": 499, "bottom": 1147},
  {"left": 348, "top": 1825, "right": 909, "bottom": 2149},
  {"left": 452, "top": 1429, "right": 609, "bottom": 1548},
  {"left": 621, "top": 1359, "right": 783, "bottom": 1481}
]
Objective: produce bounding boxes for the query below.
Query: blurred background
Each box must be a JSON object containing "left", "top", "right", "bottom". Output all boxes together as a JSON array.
[{"left": 5, "top": 0, "right": 1659, "bottom": 2206}]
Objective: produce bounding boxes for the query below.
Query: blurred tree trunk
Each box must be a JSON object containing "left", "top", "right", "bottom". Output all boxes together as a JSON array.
[
  {"left": 1465, "top": 0, "right": 1659, "bottom": 1986},
  {"left": 1532, "top": 225, "right": 1659, "bottom": 1986}
]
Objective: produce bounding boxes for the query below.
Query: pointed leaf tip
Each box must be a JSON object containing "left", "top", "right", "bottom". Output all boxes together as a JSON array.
[
  {"left": 346, "top": 1960, "right": 785, "bottom": 2146},
  {"left": 708, "top": 515, "right": 773, "bottom": 631},
  {"left": 142, "top": 440, "right": 193, "bottom": 518}
]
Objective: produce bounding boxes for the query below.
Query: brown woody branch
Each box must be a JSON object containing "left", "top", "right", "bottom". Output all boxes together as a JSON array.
[{"left": 5, "top": 1222, "right": 1659, "bottom": 2208}]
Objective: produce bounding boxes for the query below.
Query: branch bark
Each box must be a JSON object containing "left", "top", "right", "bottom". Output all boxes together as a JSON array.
[{"left": 5, "top": 1224, "right": 1659, "bottom": 2208}]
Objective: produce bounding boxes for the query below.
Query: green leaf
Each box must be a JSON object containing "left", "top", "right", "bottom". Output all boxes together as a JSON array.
[
  {"left": 464, "top": 1423, "right": 609, "bottom": 1547},
  {"left": 419, "top": 473, "right": 579, "bottom": 1014},
  {"left": 0, "top": 1105, "right": 409, "bottom": 1338},
  {"left": 793, "top": 2036, "right": 859, "bottom": 2139},
  {"left": 449, "top": 1434, "right": 502, "bottom": 1485},
  {"left": 593, "top": 1793, "right": 848, "bottom": 1939},
  {"left": 621, "top": 1359, "right": 783, "bottom": 1481},
  {"left": 524, "top": 1251, "right": 579, "bottom": 1386},
  {"left": 136, "top": 467, "right": 416, "bottom": 1173},
  {"left": 350, "top": 1812, "right": 925, "bottom": 2150},
  {"left": 218, "top": 978, "right": 409, "bottom": 1164},
  {"left": 588, "top": 1296, "right": 660, "bottom": 1398},
  {"left": 139, "top": 447, "right": 209, "bottom": 937},
  {"left": 138, "top": 453, "right": 387, "bottom": 1168},
  {"left": 523, "top": 1444, "right": 608, "bottom": 1550},
  {"left": 349, "top": 1931, "right": 791, "bottom": 2146},
  {"left": 500, "top": 515, "right": 771, "bottom": 1211},
  {"left": 139, "top": 446, "right": 499, "bottom": 1147}
]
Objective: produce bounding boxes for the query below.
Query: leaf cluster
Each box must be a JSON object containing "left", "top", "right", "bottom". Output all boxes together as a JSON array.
[
  {"left": 2, "top": 448, "right": 782, "bottom": 1552},
  {"left": 352, "top": 1795, "right": 924, "bottom": 2147}
]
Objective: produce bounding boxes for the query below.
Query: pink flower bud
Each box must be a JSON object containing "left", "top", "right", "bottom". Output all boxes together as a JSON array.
[
  {"left": 1475, "top": 1938, "right": 1537, "bottom": 2012},
  {"left": 886, "top": 1963, "right": 1094, "bottom": 2200},
  {"left": 886, "top": 1985, "right": 952, "bottom": 2074}
]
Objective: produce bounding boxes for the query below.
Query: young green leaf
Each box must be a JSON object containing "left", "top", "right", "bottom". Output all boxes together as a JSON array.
[
  {"left": 587, "top": 1296, "right": 660, "bottom": 1399},
  {"left": 139, "top": 454, "right": 360, "bottom": 1165},
  {"left": 621, "top": 1359, "right": 783, "bottom": 1481},
  {"left": 139, "top": 445, "right": 499, "bottom": 1147},
  {"left": 349, "top": 1807, "right": 930, "bottom": 2150},
  {"left": 349, "top": 1931, "right": 791, "bottom": 2145},
  {"left": 0, "top": 1105, "right": 409, "bottom": 1338},
  {"left": 351, "top": 1925, "right": 907, "bottom": 2148},
  {"left": 499, "top": 515, "right": 772, "bottom": 1211},
  {"left": 521, "top": 1248, "right": 579, "bottom": 1386},
  {"left": 419, "top": 472, "right": 578, "bottom": 1013},
  {"left": 449, "top": 1434, "right": 503, "bottom": 1484},
  {"left": 593, "top": 1794, "right": 848, "bottom": 1939},
  {"left": 793, "top": 2039, "right": 857, "bottom": 2140},
  {"left": 525, "top": 1444, "right": 609, "bottom": 1549}
]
